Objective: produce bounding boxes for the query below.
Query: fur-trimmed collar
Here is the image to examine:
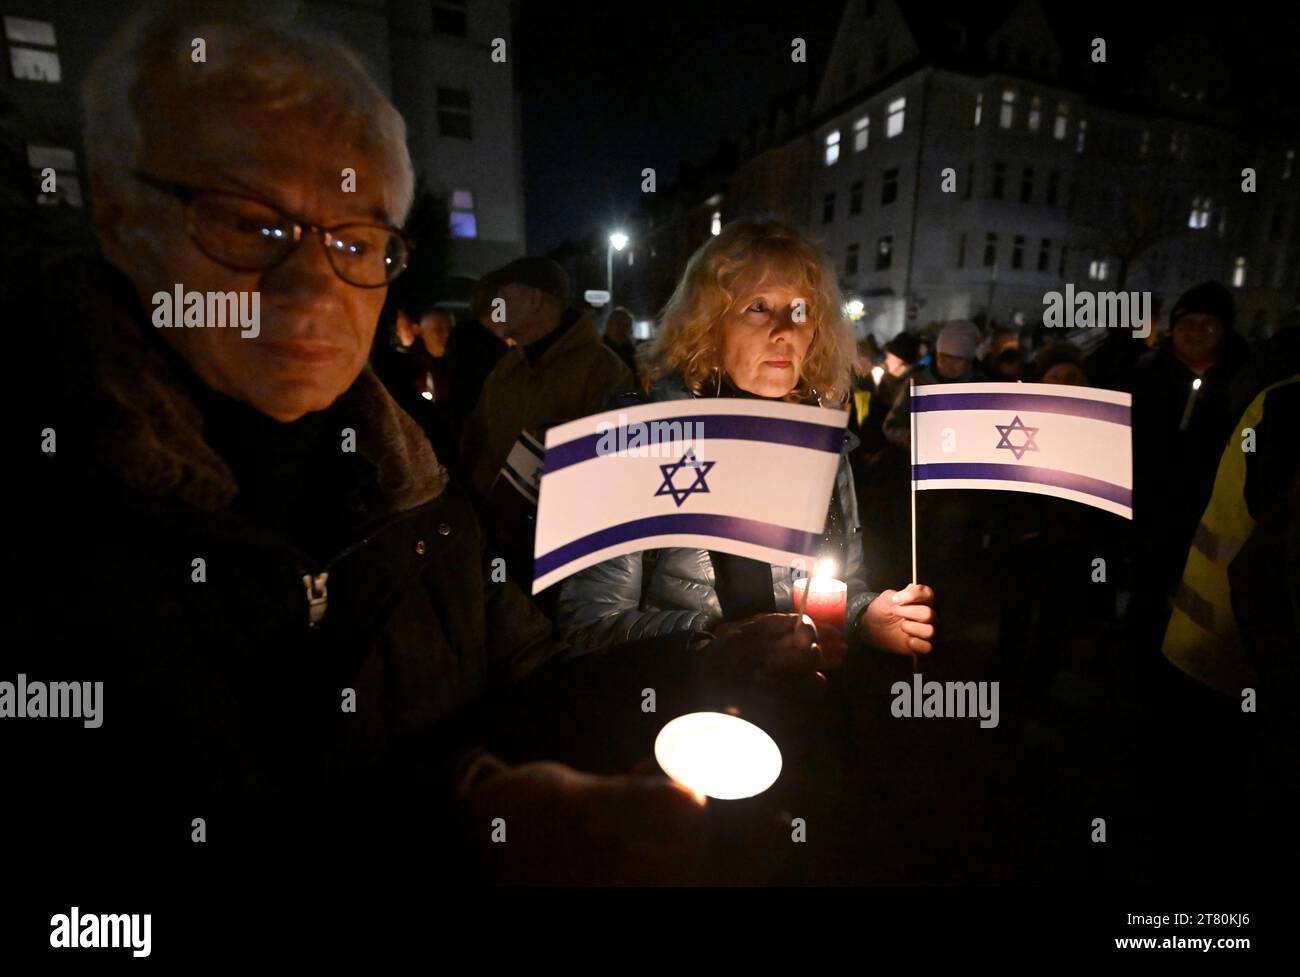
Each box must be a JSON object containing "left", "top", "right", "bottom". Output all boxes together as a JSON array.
[{"left": 54, "top": 254, "right": 447, "bottom": 514}]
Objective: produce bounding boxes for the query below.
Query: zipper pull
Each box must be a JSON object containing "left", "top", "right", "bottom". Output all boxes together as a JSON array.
[{"left": 303, "top": 572, "right": 329, "bottom": 628}]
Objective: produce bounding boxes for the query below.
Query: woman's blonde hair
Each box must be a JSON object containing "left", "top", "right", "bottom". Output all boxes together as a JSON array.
[{"left": 642, "top": 219, "right": 855, "bottom": 405}]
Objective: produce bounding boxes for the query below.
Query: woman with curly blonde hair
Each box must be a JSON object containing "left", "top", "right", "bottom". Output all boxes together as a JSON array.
[{"left": 557, "top": 219, "right": 935, "bottom": 679}]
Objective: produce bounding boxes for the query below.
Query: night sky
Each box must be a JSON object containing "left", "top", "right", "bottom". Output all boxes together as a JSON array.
[
  {"left": 514, "top": 0, "right": 1297, "bottom": 255},
  {"left": 514, "top": 0, "right": 842, "bottom": 253}
]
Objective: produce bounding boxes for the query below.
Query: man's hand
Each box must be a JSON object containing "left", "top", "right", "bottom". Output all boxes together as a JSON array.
[
  {"left": 860, "top": 583, "right": 936, "bottom": 655},
  {"left": 698, "top": 612, "right": 845, "bottom": 688},
  {"left": 463, "top": 761, "right": 707, "bottom": 884}
]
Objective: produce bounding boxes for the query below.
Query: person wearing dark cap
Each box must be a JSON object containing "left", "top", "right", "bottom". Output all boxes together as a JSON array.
[
  {"left": 1128, "top": 280, "right": 1251, "bottom": 650},
  {"left": 461, "top": 256, "right": 633, "bottom": 602}
]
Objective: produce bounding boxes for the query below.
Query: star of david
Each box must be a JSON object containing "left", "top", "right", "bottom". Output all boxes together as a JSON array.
[
  {"left": 994, "top": 415, "right": 1040, "bottom": 461},
  {"left": 655, "top": 449, "right": 715, "bottom": 507}
]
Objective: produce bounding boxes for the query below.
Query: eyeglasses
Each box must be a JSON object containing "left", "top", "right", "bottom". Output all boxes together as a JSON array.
[{"left": 133, "top": 171, "right": 411, "bottom": 288}]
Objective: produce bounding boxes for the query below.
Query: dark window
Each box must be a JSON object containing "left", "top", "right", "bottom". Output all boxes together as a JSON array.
[
  {"left": 983, "top": 232, "right": 998, "bottom": 267},
  {"left": 1037, "top": 237, "right": 1050, "bottom": 272},
  {"left": 876, "top": 235, "right": 893, "bottom": 270},
  {"left": 823, "top": 192, "right": 835, "bottom": 223},
  {"left": 1012, "top": 235, "right": 1025, "bottom": 269},
  {"left": 850, "top": 180, "right": 863, "bottom": 215},
  {"left": 431, "top": 0, "right": 468, "bottom": 37},
  {"left": 991, "top": 161, "right": 1006, "bottom": 200},
  {"left": 1058, "top": 244, "right": 1068, "bottom": 277},
  {"left": 1020, "top": 166, "right": 1034, "bottom": 203},
  {"left": 437, "top": 87, "right": 472, "bottom": 138},
  {"left": 957, "top": 232, "right": 967, "bottom": 268},
  {"left": 874, "top": 40, "right": 889, "bottom": 74},
  {"left": 1269, "top": 203, "right": 1288, "bottom": 241},
  {"left": 1046, "top": 169, "right": 1060, "bottom": 207},
  {"left": 846, "top": 243, "right": 860, "bottom": 275},
  {"left": 882, "top": 167, "right": 899, "bottom": 205},
  {"left": 965, "top": 163, "right": 975, "bottom": 201}
]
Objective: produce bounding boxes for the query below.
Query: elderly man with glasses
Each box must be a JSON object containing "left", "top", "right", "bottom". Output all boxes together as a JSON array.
[{"left": 12, "top": 6, "right": 704, "bottom": 887}]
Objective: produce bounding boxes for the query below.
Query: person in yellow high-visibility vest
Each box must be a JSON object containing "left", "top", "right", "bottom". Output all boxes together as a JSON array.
[{"left": 1162, "top": 373, "right": 1300, "bottom": 694}]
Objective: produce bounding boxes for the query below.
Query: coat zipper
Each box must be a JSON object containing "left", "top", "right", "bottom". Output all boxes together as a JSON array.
[{"left": 297, "top": 505, "right": 435, "bottom": 629}]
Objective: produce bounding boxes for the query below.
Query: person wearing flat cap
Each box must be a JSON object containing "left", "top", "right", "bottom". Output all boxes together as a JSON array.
[{"left": 461, "top": 256, "right": 633, "bottom": 598}]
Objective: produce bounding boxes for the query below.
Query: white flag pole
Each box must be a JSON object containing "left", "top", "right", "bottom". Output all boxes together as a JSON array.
[{"left": 908, "top": 375, "right": 919, "bottom": 673}]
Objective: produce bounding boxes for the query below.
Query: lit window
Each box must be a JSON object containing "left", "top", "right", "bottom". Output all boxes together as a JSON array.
[
  {"left": 1076, "top": 119, "right": 1088, "bottom": 154},
  {"left": 886, "top": 97, "right": 905, "bottom": 138},
  {"left": 999, "top": 88, "right": 1016, "bottom": 128},
  {"left": 1283, "top": 147, "right": 1295, "bottom": 181},
  {"left": 973, "top": 92, "right": 983, "bottom": 127},
  {"left": 825, "top": 129, "right": 841, "bottom": 166},
  {"left": 876, "top": 235, "right": 893, "bottom": 270},
  {"left": 5, "top": 16, "right": 60, "bottom": 82},
  {"left": 1188, "top": 195, "right": 1211, "bottom": 230},
  {"left": 449, "top": 188, "right": 476, "bottom": 238},
  {"left": 437, "top": 88, "right": 472, "bottom": 139},
  {"left": 1088, "top": 259, "right": 1109, "bottom": 281},
  {"left": 1232, "top": 257, "right": 1246, "bottom": 287},
  {"left": 27, "top": 145, "right": 80, "bottom": 207},
  {"left": 1053, "top": 102, "right": 1069, "bottom": 140},
  {"left": 710, "top": 211, "right": 721, "bottom": 236},
  {"left": 852, "top": 116, "right": 869, "bottom": 152},
  {"left": 1027, "top": 96, "right": 1041, "bottom": 133}
]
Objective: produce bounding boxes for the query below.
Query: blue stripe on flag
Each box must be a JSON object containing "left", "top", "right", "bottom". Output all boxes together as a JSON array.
[
  {"left": 534, "top": 513, "right": 822, "bottom": 578},
  {"left": 913, "top": 392, "right": 1130, "bottom": 425},
  {"left": 912, "top": 462, "right": 1131, "bottom": 506},
  {"left": 544, "top": 414, "right": 843, "bottom": 474}
]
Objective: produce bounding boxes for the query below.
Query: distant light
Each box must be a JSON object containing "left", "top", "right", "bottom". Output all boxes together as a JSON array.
[
  {"left": 655, "top": 712, "right": 782, "bottom": 800},
  {"left": 609, "top": 231, "right": 629, "bottom": 251},
  {"left": 1192, "top": 378, "right": 1202, "bottom": 391},
  {"left": 421, "top": 391, "right": 433, "bottom": 400},
  {"left": 846, "top": 299, "right": 865, "bottom": 318},
  {"left": 710, "top": 211, "right": 722, "bottom": 236}
]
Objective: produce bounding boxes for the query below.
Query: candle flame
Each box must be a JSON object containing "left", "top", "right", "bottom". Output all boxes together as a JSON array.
[
  {"left": 1192, "top": 378, "right": 1202, "bottom": 390},
  {"left": 871, "top": 365, "right": 884, "bottom": 385},
  {"left": 815, "top": 558, "right": 836, "bottom": 579}
]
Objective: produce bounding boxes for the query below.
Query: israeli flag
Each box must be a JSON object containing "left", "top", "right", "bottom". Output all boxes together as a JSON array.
[
  {"left": 531, "top": 399, "right": 848, "bottom": 593},
  {"left": 912, "top": 382, "right": 1132, "bottom": 519}
]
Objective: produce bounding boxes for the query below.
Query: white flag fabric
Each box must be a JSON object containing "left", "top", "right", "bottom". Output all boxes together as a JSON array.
[
  {"left": 497, "top": 429, "right": 546, "bottom": 504},
  {"left": 532, "top": 398, "right": 848, "bottom": 593},
  {"left": 912, "top": 381, "right": 1132, "bottom": 519}
]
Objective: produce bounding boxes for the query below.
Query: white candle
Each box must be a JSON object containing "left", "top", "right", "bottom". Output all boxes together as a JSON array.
[
  {"left": 654, "top": 712, "right": 783, "bottom": 801},
  {"left": 1179, "top": 376, "right": 1203, "bottom": 431}
]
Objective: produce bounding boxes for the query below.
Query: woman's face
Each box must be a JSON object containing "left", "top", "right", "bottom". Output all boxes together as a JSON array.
[{"left": 717, "top": 276, "right": 815, "bottom": 398}]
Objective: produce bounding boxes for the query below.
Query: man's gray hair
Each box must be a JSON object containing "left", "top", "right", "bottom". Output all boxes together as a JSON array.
[{"left": 82, "top": 0, "right": 414, "bottom": 222}]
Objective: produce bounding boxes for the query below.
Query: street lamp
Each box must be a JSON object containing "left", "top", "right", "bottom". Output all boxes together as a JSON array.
[{"left": 607, "top": 230, "right": 629, "bottom": 304}]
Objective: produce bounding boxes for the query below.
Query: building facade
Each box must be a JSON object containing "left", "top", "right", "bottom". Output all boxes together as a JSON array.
[
  {"left": 1, "top": 0, "right": 525, "bottom": 282},
  {"left": 613, "top": 0, "right": 1298, "bottom": 343}
]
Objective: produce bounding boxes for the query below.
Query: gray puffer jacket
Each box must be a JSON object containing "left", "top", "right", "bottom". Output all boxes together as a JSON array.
[{"left": 556, "top": 373, "right": 878, "bottom": 654}]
